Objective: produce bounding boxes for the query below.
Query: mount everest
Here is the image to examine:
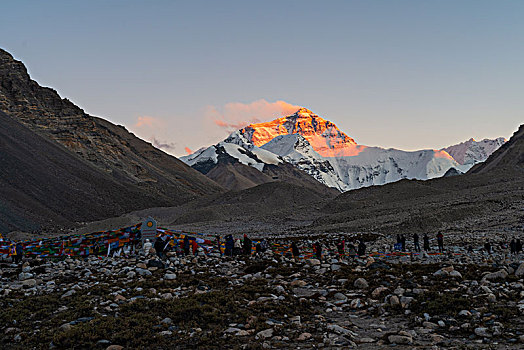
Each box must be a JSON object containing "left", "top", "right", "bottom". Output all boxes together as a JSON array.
[{"left": 182, "top": 108, "right": 506, "bottom": 192}]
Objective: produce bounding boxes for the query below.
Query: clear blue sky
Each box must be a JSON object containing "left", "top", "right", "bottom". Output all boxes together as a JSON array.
[{"left": 1, "top": 0, "right": 523, "bottom": 155}]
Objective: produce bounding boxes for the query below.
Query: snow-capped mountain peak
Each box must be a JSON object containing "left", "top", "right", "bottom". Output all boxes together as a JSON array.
[
  {"left": 182, "top": 108, "right": 506, "bottom": 192},
  {"left": 237, "top": 108, "right": 358, "bottom": 157},
  {"left": 441, "top": 137, "right": 507, "bottom": 166}
]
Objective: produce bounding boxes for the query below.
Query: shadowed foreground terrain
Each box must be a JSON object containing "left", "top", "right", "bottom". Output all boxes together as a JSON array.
[{"left": 1, "top": 244, "right": 523, "bottom": 349}]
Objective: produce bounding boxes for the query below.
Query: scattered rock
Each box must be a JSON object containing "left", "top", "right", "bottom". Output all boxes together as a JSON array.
[
  {"left": 106, "top": 346, "right": 124, "bottom": 350},
  {"left": 61, "top": 290, "right": 75, "bottom": 298},
  {"left": 353, "top": 278, "right": 369, "bottom": 289},
  {"left": 474, "top": 327, "right": 492, "bottom": 338},
  {"left": 297, "top": 332, "right": 312, "bottom": 340},
  {"left": 515, "top": 263, "right": 524, "bottom": 277},
  {"left": 164, "top": 273, "right": 177, "bottom": 280},
  {"left": 388, "top": 334, "right": 412, "bottom": 344},
  {"left": 256, "top": 328, "right": 274, "bottom": 339},
  {"left": 483, "top": 269, "right": 508, "bottom": 281},
  {"left": 371, "top": 286, "right": 388, "bottom": 298}
]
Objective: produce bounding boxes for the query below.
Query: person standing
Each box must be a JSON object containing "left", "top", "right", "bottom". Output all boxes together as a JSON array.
[
  {"left": 510, "top": 238, "right": 516, "bottom": 255},
  {"left": 423, "top": 234, "right": 430, "bottom": 251},
  {"left": 291, "top": 242, "right": 300, "bottom": 260},
  {"left": 516, "top": 239, "right": 522, "bottom": 254},
  {"left": 347, "top": 243, "right": 357, "bottom": 258},
  {"left": 255, "top": 242, "right": 262, "bottom": 257},
  {"left": 94, "top": 241, "right": 101, "bottom": 256},
  {"left": 484, "top": 241, "right": 492, "bottom": 255},
  {"left": 336, "top": 239, "right": 345, "bottom": 258},
  {"left": 401, "top": 235, "right": 406, "bottom": 252},
  {"left": 143, "top": 239, "right": 152, "bottom": 256},
  {"left": 314, "top": 242, "right": 322, "bottom": 261},
  {"left": 234, "top": 238, "right": 242, "bottom": 256},
  {"left": 192, "top": 239, "right": 198, "bottom": 256},
  {"left": 243, "top": 234, "right": 252, "bottom": 256},
  {"left": 413, "top": 233, "right": 420, "bottom": 252},
  {"left": 436, "top": 233, "right": 444, "bottom": 253},
  {"left": 357, "top": 240, "right": 366, "bottom": 257},
  {"left": 15, "top": 243, "right": 23, "bottom": 263},
  {"left": 174, "top": 240, "right": 182, "bottom": 257},
  {"left": 225, "top": 235, "right": 234, "bottom": 257},
  {"left": 183, "top": 236, "right": 190, "bottom": 256},
  {"left": 260, "top": 239, "right": 268, "bottom": 252},
  {"left": 154, "top": 236, "right": 166, "bottom": 259}
]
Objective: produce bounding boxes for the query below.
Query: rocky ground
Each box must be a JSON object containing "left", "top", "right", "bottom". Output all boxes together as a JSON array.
[{"left": 1, "top": 232, "right": 523, "bottom": 349}]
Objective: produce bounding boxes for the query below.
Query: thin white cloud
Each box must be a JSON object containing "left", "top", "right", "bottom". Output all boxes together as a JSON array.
[{"left": 205, "top": 99, "right": 301, "bottom": 132}]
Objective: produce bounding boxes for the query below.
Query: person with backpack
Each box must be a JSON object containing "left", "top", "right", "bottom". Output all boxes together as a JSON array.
[
  {"left": 12, "top": 243, "right": 23, "bottom": 264},
  {"left": 224, "top": 235, "right": 234, "bottom": 257},
  {"left": 154, "top": 236, "right": 166, "bottom": 259}
]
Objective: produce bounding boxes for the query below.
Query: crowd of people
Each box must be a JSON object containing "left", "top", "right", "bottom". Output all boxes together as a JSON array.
[
  {"left": 103, "top": 232, "right": 524, "bottom": 263},
  {"left": 3, "top": 230, "right": 523, "bottom": 265}
]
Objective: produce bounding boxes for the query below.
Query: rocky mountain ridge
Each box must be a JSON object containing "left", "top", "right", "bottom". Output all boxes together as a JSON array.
[
  {"left": 0, "top": 48, "right": 223, "bottom": 205},
  {"left": 0, "top": 48, "right": 225, "bottom": 232}
]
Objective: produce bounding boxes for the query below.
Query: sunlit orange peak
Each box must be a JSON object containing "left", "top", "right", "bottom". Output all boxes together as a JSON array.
[{"left": 239, "top": 107, "right": 358, "bottom": 157}]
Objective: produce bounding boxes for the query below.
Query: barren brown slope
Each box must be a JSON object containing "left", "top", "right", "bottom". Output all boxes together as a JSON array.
[
  {"left": 206, "top": 162, "right": 275, "bottom": 191},
  {"left": 0, "top": 111, "right": 177, "bottom": 233},
  {"left": 88, "top": 181, "right": 338, "bottom": 236},
  {"left": 0, "top": 48, "right": 223, "bottom": 205},
  {"left": 167, "top": 180, "right": 335, "bottom": 235},
  {"left": 190, "top": 144, "right": 339, "bottom": 194},
  {"left": 204, "top": 158, "right": 339, "bottom": 195}
]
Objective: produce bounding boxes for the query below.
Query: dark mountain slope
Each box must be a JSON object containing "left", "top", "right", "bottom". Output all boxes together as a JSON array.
[
  {"left": 468, "top": 124, "right": 524, "bottom": 174},
  {"left": 308, "top": 124, "right": 524, "bottom": 234},
  {"left": 206, "top": 162, "right": 274, "bottom": 191},
  {"left": 0, "top": 111, "right": 178, "bottom": 233},
  {"left": 0, "top": 48, "right": 223, "bottom": 206}
]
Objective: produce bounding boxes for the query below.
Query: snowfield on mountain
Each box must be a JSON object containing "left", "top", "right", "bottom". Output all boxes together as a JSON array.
[{"left": 182, "top": 108, "right": 505, "bottom": 191}]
